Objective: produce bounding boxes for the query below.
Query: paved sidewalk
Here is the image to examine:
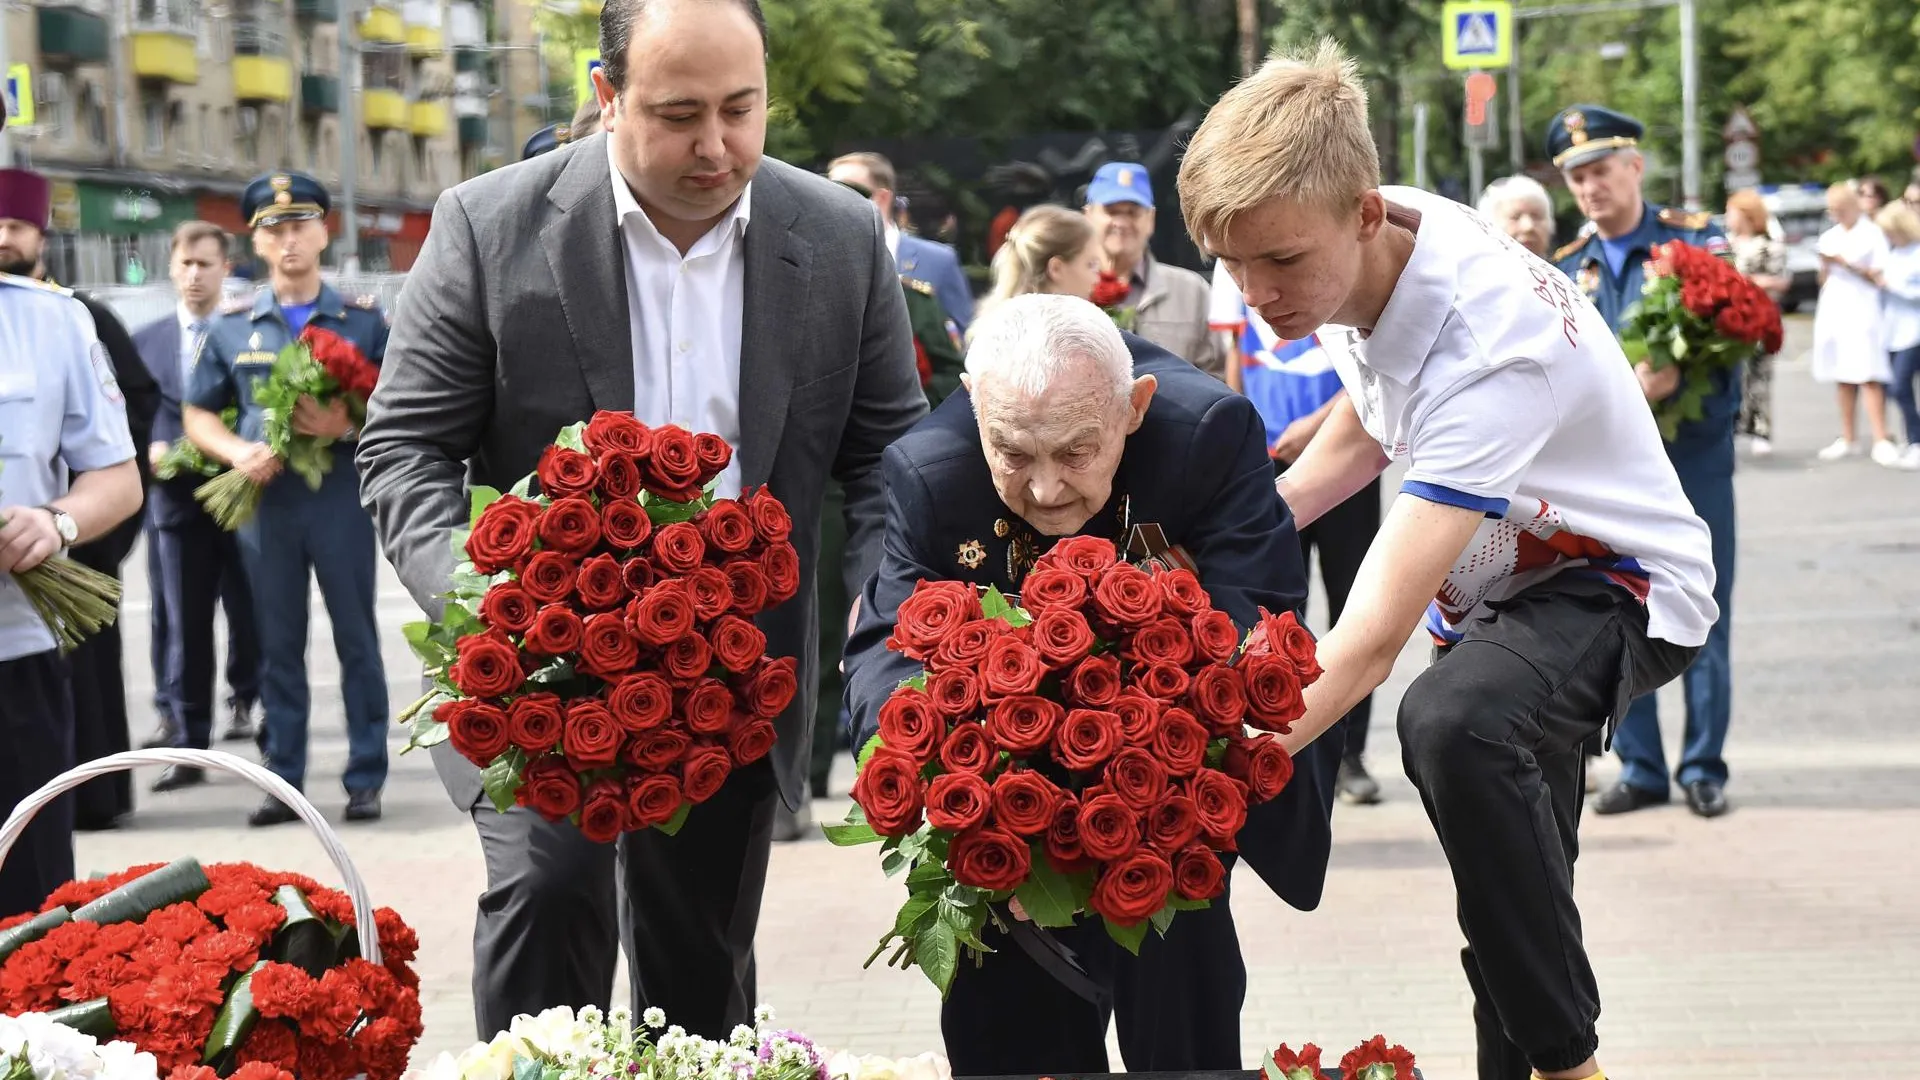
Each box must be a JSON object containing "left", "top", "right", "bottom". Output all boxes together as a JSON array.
[{"left": 70, "top": 318, "right": 1920, "bottom": 1078}]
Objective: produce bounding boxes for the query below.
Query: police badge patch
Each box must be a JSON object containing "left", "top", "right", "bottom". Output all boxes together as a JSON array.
[{"left": 89, "top": 341, "right": 124, "bottom": 405}]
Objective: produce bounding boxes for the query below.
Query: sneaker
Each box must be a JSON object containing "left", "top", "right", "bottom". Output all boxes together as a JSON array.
[
  {"left": 1749, "top": 436, "right": 1773, "bottom": 457},
  {"left": 1870, "top": 439, "right": 1902, "bottom": 467},
  {"left": 1816, "top": 438, "right": 1856, "bottom": 462},
  {"left": 1899, "top": 444, "right": 1920, "bottom": 470},
  {"left": 1336, "top": 757, "right": 1383, "bottom": 805}
]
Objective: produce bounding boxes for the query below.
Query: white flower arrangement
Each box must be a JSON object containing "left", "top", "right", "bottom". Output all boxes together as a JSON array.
[
  {"left": 408, "top": 1004, "right": 832, "bottom": 1080},
  {"left": 821, "top": 1052, "right": 950, "bottom": 1080},
  {"left": 0, "top": 1013, "right": 160, "bottom": 1080}
]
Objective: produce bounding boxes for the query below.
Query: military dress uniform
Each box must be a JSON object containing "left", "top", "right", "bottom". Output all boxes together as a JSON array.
[
  {"left": 1548, "top": 105, "right": 1740, "bottom": 815},
  {"left": 185, "top": 172, "right": 390, "bottom": 821}
]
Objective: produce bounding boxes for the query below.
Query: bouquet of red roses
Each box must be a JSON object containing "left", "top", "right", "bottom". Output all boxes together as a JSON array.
[
  {"left": 1618, "top": 239, "right": 1784, "bottom": 440},
  {"left": 0, "top": 858, "right": 421, "bottom": 1080},
  {"left": 194, "top": 326, "right": 380, "bottom": 530},
  {"left": 1089, "top": 272, "right": 1137, "bottom": 332},
  {"left": 398, "top": 411, "right": 800, "bottom": 841},
  {"left": 1268, "top": 1036, "right": 1418, "bottom": 1080},
  {"left": 824, "top": 535, "right": 1315, "bottom": 994}
]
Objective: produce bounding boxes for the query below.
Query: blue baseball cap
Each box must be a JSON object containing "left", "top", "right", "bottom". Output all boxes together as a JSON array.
[{"left": 1086, "top": 162, "right": 1155, "bottom": 209}]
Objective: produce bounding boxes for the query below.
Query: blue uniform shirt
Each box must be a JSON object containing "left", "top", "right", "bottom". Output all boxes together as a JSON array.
[
  {"left": 0, "top": 275, "right": 138, "bottom": 659},
  {"left": 1555, "top": 202, "right": 1740, "bottom": 466},
  {"left": 187, "top": 283, "right": 387, "bottom": 445}
]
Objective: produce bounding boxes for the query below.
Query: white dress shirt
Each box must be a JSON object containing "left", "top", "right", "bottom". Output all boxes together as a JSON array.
[
  {"left": 884, "top": 222, "right": 901, "bottom": 262},
  {"left": 608, "top": 139, "right": 751, "bottom": 499}
]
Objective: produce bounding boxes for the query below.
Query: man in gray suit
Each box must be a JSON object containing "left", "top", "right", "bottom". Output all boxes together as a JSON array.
[{"left": 356, "top": 0, "right": 924, "bottom": 1041}]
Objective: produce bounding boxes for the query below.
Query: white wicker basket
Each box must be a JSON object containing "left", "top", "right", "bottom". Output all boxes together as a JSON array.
[{"left": 0, "top": 749, "right": 382, "bottom": 964}]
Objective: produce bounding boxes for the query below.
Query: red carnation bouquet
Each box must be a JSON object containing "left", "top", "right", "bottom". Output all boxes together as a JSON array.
[
  {"left": 0, "top": 858, "right": 421, "bottom": 1080},
  {"left": 195, "top": 326, "right": 381, "bottom": 529},
  {"left": 825, "top": 535, "right": 1315, "bottom": 994},
  {"left": 399, "top": 412, "right": 800, "bottom": 841},
  {"left": 1618, "top": 239, "right": 1784, "bottom": 440},
  {"left": 1267, "top": 1036, "right": 1418, "bottom": 1080}
]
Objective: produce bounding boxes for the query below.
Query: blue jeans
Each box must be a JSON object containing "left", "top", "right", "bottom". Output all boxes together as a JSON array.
[
  {"left": 1891, "top": 345, "right": 1920, "bottom": 444},
  {"left": 1613, "top": 452, "right": 1735, "bottom": 793},
  {"left": 237, "top": 451, "right": 388, "bottom": 794}
]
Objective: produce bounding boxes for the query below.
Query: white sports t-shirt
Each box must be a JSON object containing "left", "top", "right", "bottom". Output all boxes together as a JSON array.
[{"left": 1320, "top": 186, "right": 1719, "bottom": 648}]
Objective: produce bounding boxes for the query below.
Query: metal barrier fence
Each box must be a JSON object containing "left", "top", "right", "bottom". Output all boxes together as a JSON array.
[{"left": 82, "top": 274, "right": 411, "bottom": 332}]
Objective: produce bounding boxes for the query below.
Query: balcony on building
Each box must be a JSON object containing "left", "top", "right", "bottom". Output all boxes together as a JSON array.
[
  {"left": 131, "top": 0, "right": 200, "bottom": 84},
  {"left": 302, "top": 74, "right": 341, "bottom": 114},
  {"left": 448, "top": 1, "right": 485, "bottom": 49},
  {"left": 362, "top": 90, "right": 407, "bottom": 129},
  {"left": 37, "top": 6, "right": 112, "bottom": 65},
  {"left": 294, "top": 0, "right": 341, "bottom": 21},
  {"left": 404, "top": 0, "right": 445, "bottom": 55},
  {"left": 232, "top": 14, "right": 294, "bottom": 103},
  {"left": 360, "top": 2, "right": 406, "bottom": 45},
  {"left": 410, "top": 100, "right": 450, "bottom": 138}
]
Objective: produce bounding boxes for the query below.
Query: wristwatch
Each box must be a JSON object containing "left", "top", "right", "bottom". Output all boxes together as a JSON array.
[{"left": 40, "top": 506, "right": 78, "bottom": 551}]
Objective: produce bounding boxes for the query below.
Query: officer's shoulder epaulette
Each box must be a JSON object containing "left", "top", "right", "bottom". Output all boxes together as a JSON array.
[
  {"left": 1658, "top": 206, "right": 1713, "bottom": 231},
  {"left": 220, "top": 294, "right": 255, "bottom": 315},
  {"left": 1552, "top": 234, "right": 1593, "bottom": 263},
  {"left": 900, "top": 275, "right": 935, "bottom": 297},
  {"left": 347, "top": 294, "right": 381, "bottom": 311},
  {"left": 0, "top": 272, "right": 72, "bottom": 296}
]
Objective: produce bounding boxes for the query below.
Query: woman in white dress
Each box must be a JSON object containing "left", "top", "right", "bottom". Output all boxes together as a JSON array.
[{"left": 1812, "top": 182, "right": 1898, "bottom": 463}]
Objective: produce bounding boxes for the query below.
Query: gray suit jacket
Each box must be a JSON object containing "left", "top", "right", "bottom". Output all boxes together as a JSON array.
[{"left": 357, "top": 132, "right": 926, "bottom": 810}]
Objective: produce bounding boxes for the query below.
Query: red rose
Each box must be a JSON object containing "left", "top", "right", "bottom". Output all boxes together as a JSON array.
[
  {"left": 1045, "top": 799, "right": 1093, "bottom": 873},
  {"left": 708, "top": 614, "right": 768, "bottom": 675},
  {"left": 1265, "top": 610, "right": 1322, "bottom": 684},
  {"left": 938, "top": 722, "right": 995, "bottom": 776},
  {"left": 1065, "top": 654, "right": 1121, "bottom": 707},
  {"left": 1125, "top": 617, "right": 1195, "bottom": 667},
  {"left": 1224, "top": 734, "right": 1294, "bottom": 802},
  {"left": 606, "top": 672, "right": 674, "bottom": 731},
  {"left": 1092, "top": 563, "right": 1164, "bottom": 628},
  {"left": 925, "top": 772, "right": 991, "bottom": 832},
  {"left": 620, "top": 555, "right": 658, "bottom": 594},
  {"left": 761, "top": 542, "right": 801, "bottom": 604},
  {"left": 681, "top": 743, "right": 733, "bottom": 803},
  {"left": 723, "top": 559, "right": 770, "bottom": 615},
  {"left": 626, "top": 580, "right": 696, "bottom": 646},
  {"left": 517, "top": 755, "right": 582, "bottom": 821},
  {"left": 578, "top": 779, "right": 628, "bottom": 844},
  {"left": 627, "top": 774, "right": 683, "bottom": 829},
  {"left": 662, "top": 633, "right": 713, "bottom": 682},
  {"left": 450, "top": 630, "right": 523, "bottom": 698},
  {"left": 524, "top": 603, "right": 585, "bottom": 656},
  {"left": 1134, "top": 662, "right": 1191, "bottom": 702},
  {"left": 1077, "top": 793, "right": 1141, "bottom": 861},
  {"left": 981, "top": 637, "right": 1046, "bottom": 699},
  {"left": 1154, "top": 708, "right": 1210, "bottom": 777},
  {"left": 931, "top": 619, "right": 997, "bottom": 670},
  {"left": 441, "top": 700, "right": 510, "bottom": 765},
  {"left": 696, "top": 502, "right": 756, "bottom": 555},
  {"left": 572, "top": 555, "right": 628, "bottom": 614},
  {"left": 1145, "top": 794, "right": 1201, "bottom": 854},
  {"left": 693, "top": 432, "right": 733, "bottom": 481},
  {"left": 851, "top": 747, "right": 926, "bottom": 836},
  {"left": 1090, "top": 270, "right": 1130, "bottom": 308},
  {"left": 985, "top": 695, "right": 1064, "bottom": 755},
  {"left": 506, "top": 693, "right": 565, "bottom": 754},
  {"left": 1188, "top": 770, "right": 1249, "bottom": 846},
  {"left": 1110, "top": 689, "right": 1162, "bottom": 744},
  {"left": 520, "top": 551, "right": 579, "bottom": 605},
  {"left": 1031, "top": 607, "right": 1096, "bottom": 669},
  {"left": 651, "top": 522, "right": 707, "bottom": 575},
  {"left": 562, "top": 700, "right": 623, "bottom": 769},
  {"left": 603, "top": 500, "right": 654, "bottom": 551},
  {"left": 577, "top": 612, "right": 640, "bottom": 679},
  {"left": 1190, "top": 663, "right": 1248, "bottom": 734},
  {"left": 1053, "top": 708, "right": 1123, "bottom": 772},
  {"left": 888, "top": 580, "right": 984, "bottom": 661},
  {"left": 1191, "top": 610, "right": 1240, "bottom": 664},
  {"left": 991, "top": 769, "right": 1064, "bottom": 836},
  {"left": 623, "top": 726, "right": 690, "bottom": 771},
  {"left": 878, "top": 686, "right": 943, "bottom": 763},
  {"left": 1037, "top": 535, "right": 1118, "bottom": 580},
  {"left": 948, "top": 826, "right": 1031, "bottom": 892},
  {"left": 726, "top": 716, "right": 777, "bottom": 766},
  {"left": 597, "top": 451, "right": 643, "bottom": 500},
  {"left": 478, "top": 583, "right": 536, "bottom": 634},
  {"left": 926, "top": 668, "right": 982, "bottom": 719},
  {"left": 682, "top": 679, "right": 735, "bottom": 734},
  {"left": 688, "top": 566, "right": 735, "bottom": 622},
  {"left": 1090, "top": 849, "right": 1173, "bottom": 926},
  {"left": 1240, "top": 654, "right": 1305, "bottom": 731},
  {"left": 1173, "top": 843, "right": 1226, "bottom": 902},
  {"left": 583, "top": 411, "right": 655, "bottom": 457},
  {"left": 1021, "top": 569, "right": 1088, "bottom": 615},
  {"left": 1155, "top": 568, "right": 1209, "bottom": 617},
  {"left": 737, "top": 655, "right": 798, "bottom": 719},
  {"left": 1106, "top": 747, "right": 1170, "bottom": 809},
  {"left": 645, "top": 426, "right": 703, "bottom": 496},
  {"left": 465, "top": 496, "right": 542, "bottom": 574},
  {"left": 745, "top": 486, "right": 793, "bottom": 544},
  {"left": 536, "top": 445, "right": 599, "bottom": 499}
]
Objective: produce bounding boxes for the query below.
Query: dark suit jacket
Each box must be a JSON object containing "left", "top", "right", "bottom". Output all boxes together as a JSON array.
[
  {"left": 69, "top": 291, "right": 157, "bottom": 573},
  {"left": 131, "top": 313, "right": 205, "bottom": 528},
  {"left": 359, "top": 132, "right": 928, "bottom": 810},
  {"left": 842, "top": 339, "right": 1341, "bottom": 911}
]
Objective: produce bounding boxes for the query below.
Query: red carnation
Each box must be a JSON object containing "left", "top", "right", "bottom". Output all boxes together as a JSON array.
[
  {"left": 1268, "top": 1044, "right": 1324, "bottom": 1080},
  {"left": 1339, "top": 1036, "right": 1417, "bottom": 1080}
]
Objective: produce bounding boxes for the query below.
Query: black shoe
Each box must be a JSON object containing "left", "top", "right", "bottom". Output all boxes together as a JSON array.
[
  {"left": 247, "top": 797, "right": 301, "bottom": 827},
  {"left": 151, "top": 765, "right": 207, "bottom": 793},
  {"left": 139, "top": 719, "right": 183, "bottom": 750},
  {"left": 344, "top": 789, "right": 383, "bottom": 823},
  {"left": 1683, "top": 780, "right": 1729, "bottom": 818},
  {"left": 1337, "top": 756, "right": 1383, "bottom": 805},
  {"left": 1592, "top": 781, "right": 1669, "bottom": 815},
  {"left": 220, "top": 701, "right": 256, "bottom": 743},
  {"left": 772, "top": 801, "right": 813, "bottom": 842}
]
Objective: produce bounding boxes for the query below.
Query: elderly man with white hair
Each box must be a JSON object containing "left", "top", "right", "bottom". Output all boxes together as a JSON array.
[
  {"left": 1478, "top": 174, "right": 1556, "bottom": 257},
  {"left": 843, "top": 293, "right": 1341, "bottom": 1076}
]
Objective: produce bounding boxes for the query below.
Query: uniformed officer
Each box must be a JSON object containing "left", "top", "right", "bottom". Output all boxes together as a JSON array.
[
  {"left": 521, "top": 97, "right": 604, "bottom": 161},
  {"left": 181, "top": 171, "right": 390, "bottom": 827},
  {"left": 1548, "top": 104, "right": 1739, "bottom": 821},
  {"left": 0, "top": 272, "right": 144, "bottom": 917}
]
